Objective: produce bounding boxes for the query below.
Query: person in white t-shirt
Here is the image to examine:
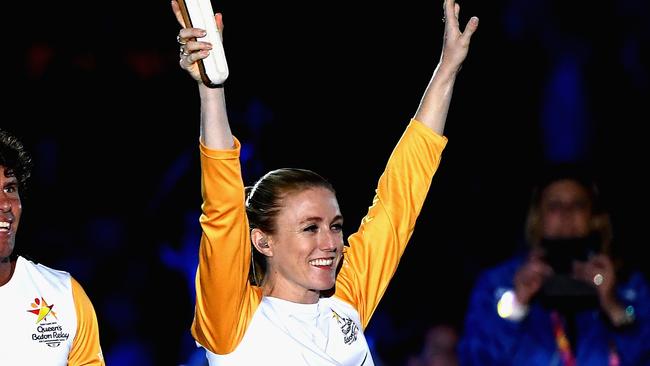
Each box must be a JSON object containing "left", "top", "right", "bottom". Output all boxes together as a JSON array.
[
  {"left": 171, "top": 0, "right": 478, "bottom": 364},
  {"left": 0, "top": 128, "right": 105, "bottom": 366}
]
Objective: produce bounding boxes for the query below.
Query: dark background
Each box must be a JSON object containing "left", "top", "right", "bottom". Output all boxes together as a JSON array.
[{"left": 8, "top": 0, "right": 650, "bottom": 364}]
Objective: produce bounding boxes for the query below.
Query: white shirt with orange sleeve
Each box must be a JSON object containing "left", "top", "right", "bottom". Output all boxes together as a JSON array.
[
  {"left": 0, "top": 256, "right": 105, "bottom": 366},
  {"left": 192, "top": 119, "right": 447, "bottom": 365}
]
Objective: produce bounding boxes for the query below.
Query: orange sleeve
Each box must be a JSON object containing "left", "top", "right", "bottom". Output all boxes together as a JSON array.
[
  {"left": 191, "top": 138, "right": 262, "bottom": 355},
  {"left": 68, "top": 277, "right": 105, "bottom": 366},
  {"left": 334, "top": 119, "right": 447, "bottom": 328}
]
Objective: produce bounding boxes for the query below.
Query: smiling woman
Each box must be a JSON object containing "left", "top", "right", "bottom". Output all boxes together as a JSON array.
[
  {"left": 245, "top": 169, "right": 343, "bottom": 297},
  {"left": 170, "top": 0, "right": 479, "bottom": 363}
]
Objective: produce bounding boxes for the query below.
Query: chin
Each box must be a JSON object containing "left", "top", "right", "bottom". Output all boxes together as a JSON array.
[
  {"left": 0, "top": 247, "right": 13, "bottom": 259},
  {"left": 311, "top": 278, "right": 336, "bottom": 292}
]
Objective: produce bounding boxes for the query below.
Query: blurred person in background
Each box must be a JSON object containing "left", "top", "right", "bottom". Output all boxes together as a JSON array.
[
  {"left": 408, "top": 323, "right": 460, "bottom": 366},
  {"left": 458, "top": 163, "right": 650, "bottom": 366}
]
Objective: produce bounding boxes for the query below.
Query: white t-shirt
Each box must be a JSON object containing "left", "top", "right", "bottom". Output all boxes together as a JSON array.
[
  {"left": 202, "top": 296, "right": 373, "bottom": 366},
  {"left": 0, "top": 256, "right": 78, "bottom": 365}
]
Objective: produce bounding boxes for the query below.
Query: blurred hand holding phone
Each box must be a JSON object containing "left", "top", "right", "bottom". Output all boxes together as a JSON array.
[{"left": 538, "top": 234, "right": 602, "bottom": 311}]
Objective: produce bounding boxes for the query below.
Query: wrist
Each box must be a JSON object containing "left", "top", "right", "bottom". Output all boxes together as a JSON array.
[{"left": 608, "top": 304, "right": 636, "bottom": 328}]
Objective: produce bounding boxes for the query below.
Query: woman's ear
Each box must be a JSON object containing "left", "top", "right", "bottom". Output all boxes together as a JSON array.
[{"left": 251, "top": 228, "right": 273, "bottom": 256}]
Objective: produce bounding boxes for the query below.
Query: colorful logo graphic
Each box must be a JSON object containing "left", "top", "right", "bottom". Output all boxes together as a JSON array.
[{"left": 26, "top": 297, "right": 58, "bottom": 323}]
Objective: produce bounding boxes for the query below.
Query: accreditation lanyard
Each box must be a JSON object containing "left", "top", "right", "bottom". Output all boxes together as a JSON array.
[{"left": 550, "top": 310, "right": 620, "bottom": 366}]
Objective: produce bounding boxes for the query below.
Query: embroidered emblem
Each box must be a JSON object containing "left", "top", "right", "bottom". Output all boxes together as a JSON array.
[{"left": 332, "top": 310, "right": 359, "bottom": 345}]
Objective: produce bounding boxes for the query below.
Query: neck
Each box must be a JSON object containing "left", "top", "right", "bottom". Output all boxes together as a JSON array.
[{"left": 261, "top": 278, "right": 320, "bottom": 304}]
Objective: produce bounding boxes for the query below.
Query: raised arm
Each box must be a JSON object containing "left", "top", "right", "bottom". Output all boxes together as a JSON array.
[
  {"left": 172, "top": 0, "right": 233, "bottom": 149},
  {"left": 415, "top": 0, "right": 478, "bottom": 134},
  {"left": 334, "top": 0, "right": 478, "bottom": 327},
  {"left": 171, "top": 2, "right": 260, "bottom": 354}
]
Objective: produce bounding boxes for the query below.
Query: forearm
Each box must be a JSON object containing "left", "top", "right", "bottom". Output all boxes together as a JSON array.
[
  {"left": 199, "top": 84, "right": 234, "bottom": 149},
  {"left": 600, "top": 296, "right": 633, "bottom": 327},
  {"left": 413, "top": 61, "right": 459, "bottom": 134}
]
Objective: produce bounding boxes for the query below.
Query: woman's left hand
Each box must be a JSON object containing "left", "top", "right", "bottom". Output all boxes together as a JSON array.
[{"left": 573, "top": 253, "right": 617, "bottom": 305}]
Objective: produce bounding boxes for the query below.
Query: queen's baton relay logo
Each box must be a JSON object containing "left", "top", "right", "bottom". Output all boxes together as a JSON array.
[{"left": 26, "top": 297, "right": 69, "bottom": 348}]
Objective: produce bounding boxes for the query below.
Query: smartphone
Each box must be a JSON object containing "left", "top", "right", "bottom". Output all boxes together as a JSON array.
[
  {"left": 538, "top": 234, "right": 600, "bottom": 310},
  {"left": 540, "top": 234, "right": 601, "bottom": 274},
  {"left": 176, "top": 0, "right": 229, "bottom": 87}
]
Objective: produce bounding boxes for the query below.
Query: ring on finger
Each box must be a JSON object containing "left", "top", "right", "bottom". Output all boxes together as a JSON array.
[
  {"left": 593, "top": 273, "right": 604, "bottom": 286},
  {"left": 180, "top": 46, "right": 190, "bottom": 57},
  {"left": 176, "top": 34, "right": 187, "bottom": 45}
]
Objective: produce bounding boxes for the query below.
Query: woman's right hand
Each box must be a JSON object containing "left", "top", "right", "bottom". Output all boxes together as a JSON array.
[
  {"left": 170, "top": 0, "right": 223, "bottom": 83},
  {"left": 513, "top": 249, "right": 553, "bottom": 305}
]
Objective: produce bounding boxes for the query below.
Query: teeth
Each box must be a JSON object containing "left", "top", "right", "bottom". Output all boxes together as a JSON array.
[
  {"left": 309, "top": 258, "right": 333, "bottom": 266},
  {"left": 0, "top": 222, "right": 9, "bottom": 229}
]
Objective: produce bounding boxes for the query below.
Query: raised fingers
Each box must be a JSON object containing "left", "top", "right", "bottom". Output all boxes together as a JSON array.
[
  {"left": 461, "top": 14, "right": 479, "bottom": 41},
  {"left": 443, "top": 0, "right": 479, "bottom": 40},
  {"left": 443, "top": 0, "right": 458, "bottom": 28},
  {"left": 171, "top": 0, "right": 186, "bottom": 28},
  {"left": 215, "top": 13, "right": 224, "bottom": 34}
]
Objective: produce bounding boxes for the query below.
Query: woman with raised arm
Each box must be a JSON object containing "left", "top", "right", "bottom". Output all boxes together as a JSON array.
[{"left": 171, "top": 0, "right": 478, "bottom": 364}]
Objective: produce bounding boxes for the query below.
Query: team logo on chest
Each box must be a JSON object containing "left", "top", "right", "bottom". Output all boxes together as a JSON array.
[
  {"left": 25, "top": 297, "right": 70, "bottom": 348},
  {"left": 27, "top": 297, "right": 57, "bottom": 323},
  {"left": 331, "top": 310, "right": 359, "bottom": 345}
]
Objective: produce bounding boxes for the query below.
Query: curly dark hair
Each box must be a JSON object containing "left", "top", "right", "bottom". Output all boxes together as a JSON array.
[{"left": 0, "top": 129, "right": 33, "bottom": 192}]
